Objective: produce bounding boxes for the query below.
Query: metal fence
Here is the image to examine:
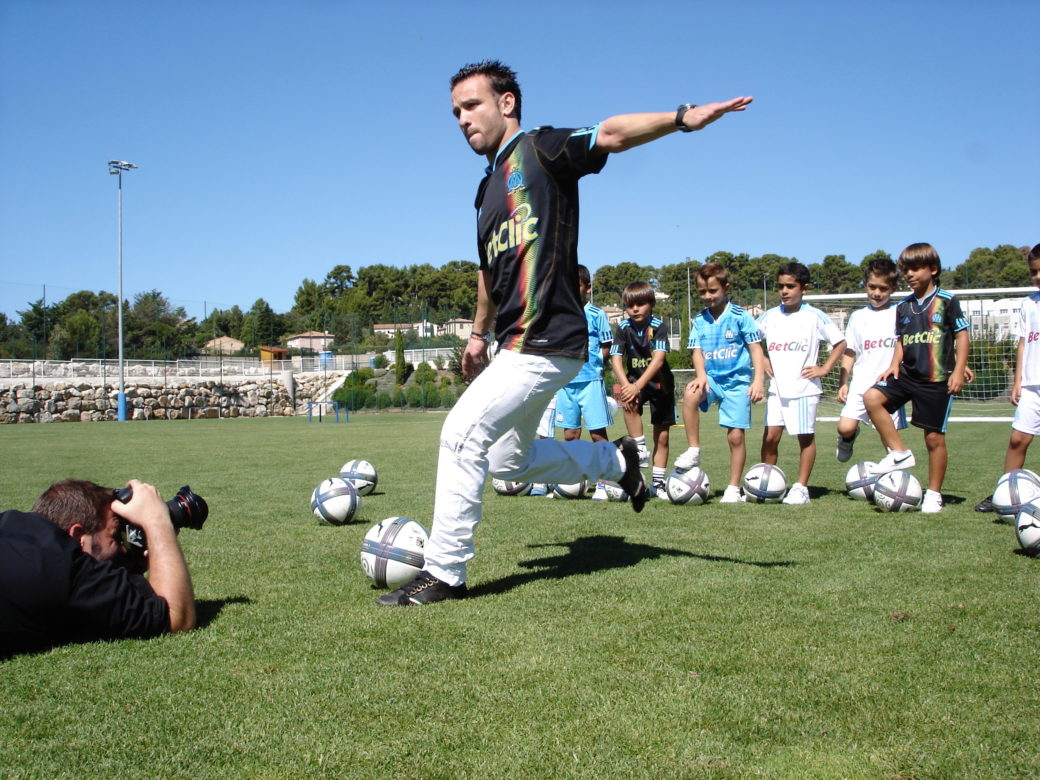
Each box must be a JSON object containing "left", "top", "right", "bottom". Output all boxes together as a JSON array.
[{"left": 0, "top": 355, "right": 370, "bottom": 386}]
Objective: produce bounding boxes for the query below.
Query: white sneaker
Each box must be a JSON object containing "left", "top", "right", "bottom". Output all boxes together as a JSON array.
[
  {"left": 591, "top": 484, "right": 608, "bottom": 501},
  {"left": 921, "top": 490, "right": 943, "bottom": 514},
  {"left": 835, "top": 428, "right": 859, "bottom": 463},
  {"left": 720, "top": 485, "right": 742, "bottom": 503},
  {"left": 782, "top": 482, "right": 811, "bottom": 505},
  {"left": 637, "top": 447, "right": 650, "bottom": 468},
  {"left": 675, "top": 447, "right": 701, "bottom": 470},
  {"left": 868, "top": 450, "right": 916, "bottom": 476}
]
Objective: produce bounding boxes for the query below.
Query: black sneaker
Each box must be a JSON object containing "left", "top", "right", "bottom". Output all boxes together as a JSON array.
[
  {"left": 613, "top": 436, "right": 647, "bottom": 513},
  {"left": 974, "top": 494, "right": 995, "bottom": 513},
  {"left": 375, "top": 572, "right": 468, "bottom": 606}
]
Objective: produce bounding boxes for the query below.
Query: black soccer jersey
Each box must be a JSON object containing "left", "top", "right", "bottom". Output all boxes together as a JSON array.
[
  {"left": 895, "top": 288, "right": 969, "bottom": 382},
  {"left": 611, "top": 315, "right": 674, "bottom": 394},
  {"left": 475, "top": 126, "right": 608, "bottom": 358}
]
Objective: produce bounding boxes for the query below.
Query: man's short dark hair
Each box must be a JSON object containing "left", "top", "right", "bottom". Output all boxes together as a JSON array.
[
  {"left": 32, "top": 479, "right": 112, "bottom": 534},
  {"left": 450, "top": 60, "right": 522, "bottom": 122},
  {"left": 1027, "top": 243, "right": 1040, "bottom": 264},
  {"left": 777, "top": 262, "right": 811, "bottom": 287}
]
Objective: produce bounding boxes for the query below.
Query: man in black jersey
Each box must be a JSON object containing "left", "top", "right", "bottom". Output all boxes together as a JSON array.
[{"left": 378, "top": 60, "right": 752, "bottom": 606}]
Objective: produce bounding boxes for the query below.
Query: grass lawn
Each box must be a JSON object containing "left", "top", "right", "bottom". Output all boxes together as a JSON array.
[{"left": 1, "top": 411, "right": 1038, "bottom": 778}]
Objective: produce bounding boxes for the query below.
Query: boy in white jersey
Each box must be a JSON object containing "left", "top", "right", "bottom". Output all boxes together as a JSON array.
[
  {"left": 835, "top": 258, "right": 907, "bottom": 462},
  {"left": 975, "top": 243, "right": 1040, "bottom": 512},
  {"left": 758, "top": 262, "right": 845, "bottom": 505},
  {"left": 675, "top": 262, "right": 765, "bottom": 502}
]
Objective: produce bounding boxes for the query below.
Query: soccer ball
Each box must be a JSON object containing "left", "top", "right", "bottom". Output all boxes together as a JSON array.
[
  {"left": 310, "top": 478, "right": 362, "bottom": 525},
  {"left": 360, "top": 517, "right": 429, "bottom": 589},
  {"left": 552, "top": 481, "right": 589, "bottom": 499},
  {"left": 491, "top": 478, "right": 533, "bottom": 496},
  {"left": 872, "top": 470, "right": 923, "bottom": 512},
  {"left": 845, "top": 462, "right": 879, "bottom": 502},
  {"left": 665, "top": 467, "right": 711, "bottom": 505},
  {"left": 742, "top": 463, "right": 788, "bottom": 503},
  {"left": 600, "top": 481, "right": 629, "bottom": 501},
  {"left": 1015, "top": 500, "right": 1040, "bottom": 552},
  {"left": 992, "top": 469, "right": 1040, "bottom": 523},
  {"left": 339, "top": 459, "right": 378, "bottom": 496}
]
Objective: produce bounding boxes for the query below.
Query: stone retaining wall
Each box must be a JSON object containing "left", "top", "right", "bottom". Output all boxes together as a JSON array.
[{"left": 0, "top": 373, "right": 341, "bottom": 424}]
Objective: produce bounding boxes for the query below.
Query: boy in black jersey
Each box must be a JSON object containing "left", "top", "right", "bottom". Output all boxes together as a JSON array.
[
  {"left": 611, "top": 281, "right": 676, "bottom": 497},
  {"left": 864, "top": 243, "right": 970, "bottom": 514}
]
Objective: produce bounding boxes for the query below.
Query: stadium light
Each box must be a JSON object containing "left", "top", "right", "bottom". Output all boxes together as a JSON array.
[{"left": 108, "top": 160, "right": 137, "bottom": 421}]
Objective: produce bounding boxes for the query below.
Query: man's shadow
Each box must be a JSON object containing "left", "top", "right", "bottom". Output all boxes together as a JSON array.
[{"left": 469, "top": 535, "right": 794, "bottom": 599}]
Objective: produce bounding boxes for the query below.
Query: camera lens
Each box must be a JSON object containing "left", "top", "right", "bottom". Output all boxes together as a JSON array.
[{"left": 167, "top": 485, "right": 208, "bottom": 530}]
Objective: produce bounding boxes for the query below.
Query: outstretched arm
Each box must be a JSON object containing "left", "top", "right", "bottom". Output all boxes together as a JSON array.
[{"left": 595, "top": 97, "right": 753, "bottom": 154}]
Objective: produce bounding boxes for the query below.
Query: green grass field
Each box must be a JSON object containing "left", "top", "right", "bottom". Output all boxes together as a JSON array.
[{"left": 2, "top": 412, "right": 1039, "bottom": 778}]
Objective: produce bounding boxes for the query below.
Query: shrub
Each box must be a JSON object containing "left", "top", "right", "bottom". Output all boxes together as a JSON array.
[
  {"left": 423, "top": 384, "right": 440, "bottom": 408},
  {"left": 406, "top": 385, "right": 424, "bottom": 408},
  {"left": 413, "top": 363, "right": 438, "bottom": 386}
]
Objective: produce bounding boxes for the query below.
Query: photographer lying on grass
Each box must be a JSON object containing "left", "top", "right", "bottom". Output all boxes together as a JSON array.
[{"left": 0, "top": 479, "right": 195, "bottom": 657}]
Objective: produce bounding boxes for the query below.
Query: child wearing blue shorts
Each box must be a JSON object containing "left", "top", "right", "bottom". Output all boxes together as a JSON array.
[
  {"left": 555, "top": 265, "right": 615, "bottom": 499},
  {"left": 675, "top": 262, "right": 765, "bottom": 503}
]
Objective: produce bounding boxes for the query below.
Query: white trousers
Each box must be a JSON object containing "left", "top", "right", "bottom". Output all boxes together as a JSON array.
[{"left": 424, "top": 349, "right": 625, "bottom": 585}]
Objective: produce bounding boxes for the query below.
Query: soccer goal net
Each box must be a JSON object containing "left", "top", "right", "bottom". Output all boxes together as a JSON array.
[{"left": 672, "top": 286, "right": 1033, "bottom": 423}]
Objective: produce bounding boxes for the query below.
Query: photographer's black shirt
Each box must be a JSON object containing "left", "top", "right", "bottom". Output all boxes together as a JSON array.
[{"left": 0, "top": 510, "right": 170, "bottom": 657}]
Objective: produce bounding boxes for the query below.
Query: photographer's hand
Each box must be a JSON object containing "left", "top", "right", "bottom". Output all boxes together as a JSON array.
[{"left": 112, "top": 480, "right": 196, "bottom": 633}]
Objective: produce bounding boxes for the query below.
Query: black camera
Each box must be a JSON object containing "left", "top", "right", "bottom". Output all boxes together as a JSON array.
[{"left": 114, "top": 484, "right": 209, "bottom": 553}]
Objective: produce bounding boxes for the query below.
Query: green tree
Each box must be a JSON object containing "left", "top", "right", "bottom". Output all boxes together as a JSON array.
[
  {"left": 950, "top": 245, "right": 1032, "bottom": 289},
  {"left": 592, "top": 261, "right": 656, "bottom": 305},
  {"left": 810, "top": 254, "right": 862, "bottom": 294},
  {"left": 322, "top": 265, "right": 355, "bottom": 297},
  {"left": 394, "top": 329, "right": 406, "bottom": 385}
]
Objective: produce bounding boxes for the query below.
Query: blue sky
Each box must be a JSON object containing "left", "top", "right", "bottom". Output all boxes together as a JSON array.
[{"left": 1, "top": 0, "right": 1037, "bottom": 323}]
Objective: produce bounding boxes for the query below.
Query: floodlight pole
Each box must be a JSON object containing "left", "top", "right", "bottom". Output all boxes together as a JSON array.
[{"left": 108, "top": 160, "right": 137, "bottom": 421}]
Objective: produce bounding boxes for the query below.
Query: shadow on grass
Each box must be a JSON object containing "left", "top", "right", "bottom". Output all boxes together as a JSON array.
[
  {"left": 469, "top": 534, "right": 795, "bottom": 599},
  {"left": 195, "top": 596, "right": 253, "bottom": 629}
]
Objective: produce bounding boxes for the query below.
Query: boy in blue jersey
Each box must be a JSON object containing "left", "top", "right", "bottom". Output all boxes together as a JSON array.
[
  {"left": 675, "top": 263, "right": 765, "bottom": 502},
  {"left": 865, "top": 243, "right": 970, "bottom": 514},
  {"left": 555, "top": 265, "right": 615, "bottom": 500},
  {"left": 611, "top": 281, "right": 675, "bottom": 497}
]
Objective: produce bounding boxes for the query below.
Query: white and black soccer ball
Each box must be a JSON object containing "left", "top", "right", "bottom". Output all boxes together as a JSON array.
[
  {"left": 491, "top": 478, "right": 533, "bottom": 496},
  {"left": 339, "top": 459, "right": 378, "bottom": 496},
  {"left": 360, "top": 517, "right": 429, "bottom": 589},
  {"left": 992, "top": 469, "right": 1040, "bottom": 523},
  {"left": 845, "top": 461, "right": 879, "bottom": 502},
  {"left": 1015, "top": 500, "right": 1040, "bottom": 552},
  {"left": 600, "top": 481, "right": 629, "bottom": 502},
  {"left": 665, "top": 467, "right": 711, "bottom": 505},
  {"left": 872, "top": 470, "right": 923, "bottom": 512},
  {"left": 552, "top": 481, "right": 589, "bottom": 499},
  {"left": 742, "top": 463, "right": 788, "bottom": 503},
  {"left": 310, "top": 478, "right": 362, "bottom": 525}
]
